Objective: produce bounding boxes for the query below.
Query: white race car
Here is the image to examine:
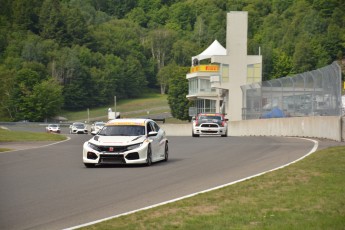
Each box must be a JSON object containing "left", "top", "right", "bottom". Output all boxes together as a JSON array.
[
  {"left": 46, "top": 124, "right": 61, "bottom": 133},
  {"left": 90, "top": 121, "right": 105, "bottom": 135},
  {"left": 83, "top": 118, "right": 169, "bottom": 167},
  {"left": 192, "top": 113, "right": 228, "bottom": 137},
  {"left": 69, "top": 122, "right": 88, "bottom": 134}
]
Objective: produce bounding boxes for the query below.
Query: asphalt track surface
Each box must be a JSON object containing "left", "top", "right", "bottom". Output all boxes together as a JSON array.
[{"left": 0, "top": 134, "right": 316, "bottom": 230}]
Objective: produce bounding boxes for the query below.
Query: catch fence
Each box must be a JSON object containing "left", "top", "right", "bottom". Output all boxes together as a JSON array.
[{"left": 241, "top": 61, "right": 342, "bottom": 120}]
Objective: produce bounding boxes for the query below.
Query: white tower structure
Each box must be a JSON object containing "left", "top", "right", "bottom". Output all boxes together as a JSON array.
[{"left": 186, "top": 11, "right": 262, "bottom": 121}]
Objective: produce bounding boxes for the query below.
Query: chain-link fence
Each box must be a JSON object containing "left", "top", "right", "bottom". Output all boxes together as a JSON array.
[{"left": 241, "top": 61, "right": 342, "bottom": 120}]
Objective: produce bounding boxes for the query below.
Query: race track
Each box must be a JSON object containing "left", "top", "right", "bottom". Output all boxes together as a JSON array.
[{"left": 0, "top": 134, "right": 315, "bottom": 230}]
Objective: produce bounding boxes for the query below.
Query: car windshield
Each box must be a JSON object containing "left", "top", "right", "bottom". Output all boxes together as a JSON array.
[
  {"left": 98, "top": 125, "right": 145, "bottom": 136},
  {"left": 49, "top": 124, "right": 58, "bottom": 128},
  {"left": 95, "top": 123, "right": 105, "bottom": 127},
  {"left": 199, "top": 115, "right": 222, "bottom": 121},
  {"left": 75, "top": 124, "right": 85, "bottom": 128}
]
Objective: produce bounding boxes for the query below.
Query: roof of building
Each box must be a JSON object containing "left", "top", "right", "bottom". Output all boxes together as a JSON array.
[{"left": 192, "top": 40, "right": 226, "bottom": 62}]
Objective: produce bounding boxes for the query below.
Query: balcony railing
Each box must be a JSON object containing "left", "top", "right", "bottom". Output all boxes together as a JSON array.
[{"left": 188, "top": 88, "right": 216, "bottom": 95}]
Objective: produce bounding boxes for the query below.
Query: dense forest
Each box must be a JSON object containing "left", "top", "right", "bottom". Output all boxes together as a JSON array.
[{"left": 0, "top": 0, "right": 344, "bottom": 121}]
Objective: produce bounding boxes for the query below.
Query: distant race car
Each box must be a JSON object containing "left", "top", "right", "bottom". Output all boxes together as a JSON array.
[
  {"left": 69, "top": 122, "right": 88, "bottom": 134},
  {"left": 83, "top": 118, "right": 168, "bottom": 167},
  {"left": 90, "top": 121, "right": 105, "bottom": 135},
  {"left": 46, "top": 124, "right": 61, "bottom": 133},
  {"left": 192, "top": 113, "right": 228, "bottom": 137}
]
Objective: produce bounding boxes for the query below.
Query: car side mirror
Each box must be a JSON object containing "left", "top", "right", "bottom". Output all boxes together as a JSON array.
[
  {"left": 148, "top": 131, "right": 158, "bottom": 137},
  {"left": 225, "top": 118, "right": 229, "bottom": 121}
]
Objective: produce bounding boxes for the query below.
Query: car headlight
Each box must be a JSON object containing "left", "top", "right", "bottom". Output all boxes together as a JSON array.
[
  {"left": 127, "top": 143, "right": 142, "bottom": 151},
  {"left": 88, "top": 142, "right": 101, "bottom": 151}
]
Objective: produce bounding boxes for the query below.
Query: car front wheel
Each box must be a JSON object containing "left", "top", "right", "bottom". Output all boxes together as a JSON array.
[
  {"left": 221, "top": 130, "right": 228, "bottom": 137},
  {"left": 163, "top": 142, "right": 168, "bottom": 162},
  {"left": 192, "top": 130, "right": 199, "bottom": 137},
  {"left": 146, "top": 145, "right": 152, "bottom": 166}
]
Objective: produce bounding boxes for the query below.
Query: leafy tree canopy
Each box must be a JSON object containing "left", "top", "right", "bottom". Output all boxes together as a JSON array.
[{"left": 0, "top": 0, "right": 344, "bottom": 121}]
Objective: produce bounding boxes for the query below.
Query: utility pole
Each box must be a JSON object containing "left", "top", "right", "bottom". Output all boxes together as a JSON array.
[
  {"left": 87, "top": 108, "right": 89, "bottom": 123},
  {"left": 114, "top": 96, "right": 117, "bottom": 118}
]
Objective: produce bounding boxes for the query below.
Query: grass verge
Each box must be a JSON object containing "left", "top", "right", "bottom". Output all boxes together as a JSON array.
[
  {"left": 81, "top": 146, "right": 345, "bottom": 230},
  {"left": 62, "top": 93, "right": 169, "bottom": 121},
  {"left": 0, "top": 128, "right": 67, "bottom": 142},
  {"left": 0, "top": 148, "right": 12, "bottom": 152}
]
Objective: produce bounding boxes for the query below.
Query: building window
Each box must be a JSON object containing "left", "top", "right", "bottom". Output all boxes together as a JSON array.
[
  {"left": 247, "top": 63, "right": 261, "bottom": 83},
  {"left": 221, "top": 64, "right": 229, "bottom": 82},
  {"left": 200, "top": 79, "right": 211, "bottom": 92},
  {"left": 189, "top": 78, "right": 198, "bottom": 94},
  {"left": 189, "top": 78, "right": 216, "bottom": 94},
  {"left": 194, "top": 99, "right": 216, "bottom": 114}
]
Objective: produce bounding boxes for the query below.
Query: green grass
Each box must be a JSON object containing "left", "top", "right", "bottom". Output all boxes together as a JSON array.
[
  {"left": 81, "top": 146, "right": 345, "bottom": 230},
  {"left": 0, "top": 148, "right": 12, "bottom": 152},
  {"left": 61, "top": 93, "right": 169, "bottom": 121},
  {"left": 0, "top": 128, "right": 67, "bottom": 142}
]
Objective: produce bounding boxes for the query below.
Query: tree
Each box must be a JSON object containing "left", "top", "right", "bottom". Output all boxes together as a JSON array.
[
  {"left": 323, "top": 24, "right": 343, "bottom": 61},
  {"left": 192, "top": 16, "right": 207, "bottom": 47},
  {"left": 64, "top": 7, "right": 89, "bottom": 46},
  {"left": 24, "top": 78, "right": 63, "bottom": 121},
  {"left": 311, "top": 0, "right": 340, "bottom": 18},
  {"left": 62, "top": 68, "right": 92, "bottom": 110},
  {"left": 167, "top": 65, "right": 190, "bottom": 120},
  {"left": 92, "top": 0, "right": 137, "bottom": 18},
  {"left": 167, "top": 2, "right": 195, "bottom": 32},
  {"left": 126, "top": 7, "right": 148, "bottom": 27},
  {"left": 157, "top": 64, "right": 172, "bottom": 95},
  {"left": 0, "top": 0, "right": 12, "bottom": 20},
  {"left": 123, "top": 55, "right": 147, "bottom": 98},
  {"left": 12, "top": 0, "right": 41, "bottom": 33},
  {"left": 0, "top": 15, "right": 10, "bottom": 56},
  {"left": 11, "top": 68, "right": 40, "bottom": 120},
  {"left": 89, "top": 19, "right": 144, "bottom": 58},
  {"left": 293, "top": 36, "right": 316, "bottom": 73},
  {"left": 51, "top": 47, "right": 81, "bottom": 85},
  {"left": 147, "top": 29, "right": 177, "bottom": 94},
  {"left": 7, "top": 68, "right": 63, "bottom": 121},
  {"left": 22, "top": 61, "right": 48, "bottom": 81},
  {"left": 99, "top": 54, "right": 124, "bottom": 102},
  {"left": 201, "top": 10, "right": 226, "bottom": 46},
  {"left": 0, "top": 66, "right": 15, "bottom": 120},
  {"left": 271, "top": 48, "right": 293, "bottom": 79},
  {"left": 21, "top": 33, "right": 56, "bottom": 64},
  {"left": 172, "top": 39, "right": 199, "bottom": 66},
  {"left": 39, "top": 0, "right": 66, "bottom": 44}
]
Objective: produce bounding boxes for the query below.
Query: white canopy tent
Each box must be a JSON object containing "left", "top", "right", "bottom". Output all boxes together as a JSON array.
[{"left": 192, "top": 40, "right": 226, "bottom": 65}]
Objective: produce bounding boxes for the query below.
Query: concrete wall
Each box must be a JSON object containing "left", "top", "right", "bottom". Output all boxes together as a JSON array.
[
  {"left": 342, "top": 117, "right": 345, "bottom": 141},
  {"left": 229, "top": 116, "right": 342, "bottom": 141},
  {"left": 161, "top": 124, "right": 192, "bottom": 137},
  {"left": 161, "top": 116, "right": 342, "bottom": 142}
]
